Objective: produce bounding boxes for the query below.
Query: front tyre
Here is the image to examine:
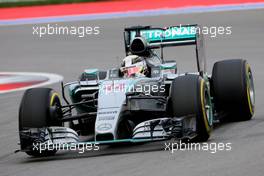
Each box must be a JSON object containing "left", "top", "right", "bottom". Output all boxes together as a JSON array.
[
  {"left": 170, "top": 75, "right": 212, "bottom": 142},
  {"left": 19, "top": 88, "right": 62, "bottom": 157}
]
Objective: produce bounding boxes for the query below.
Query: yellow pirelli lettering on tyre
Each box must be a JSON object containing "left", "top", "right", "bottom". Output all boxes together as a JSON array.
[
  {"left": 246, "top": 63, "right": 254, "bottom": 115},
  {"left": 50, "top": 92, "right": 59, "bottom": 106},
  {"left": 200, "top": 79, "right": 211, "bottom": 133}
]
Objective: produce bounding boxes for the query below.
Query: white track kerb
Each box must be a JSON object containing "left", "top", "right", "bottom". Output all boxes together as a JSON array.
[{"left": 0, "top": 72, "right": 63, "bottom": 94}]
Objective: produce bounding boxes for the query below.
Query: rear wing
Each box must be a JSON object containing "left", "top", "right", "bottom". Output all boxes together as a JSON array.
[{"left": 124, "top": 24, "right": 206, "bottom": 73}]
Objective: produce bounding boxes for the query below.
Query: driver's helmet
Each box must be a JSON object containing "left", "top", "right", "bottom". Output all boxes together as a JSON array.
[{"left": 120, "top": 55, "right": 148, "bottom": 77}]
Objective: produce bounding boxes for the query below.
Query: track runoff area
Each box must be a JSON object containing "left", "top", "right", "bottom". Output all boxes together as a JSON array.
[{"left": 0, "top": 0, "right": 263, "bottom": 93}]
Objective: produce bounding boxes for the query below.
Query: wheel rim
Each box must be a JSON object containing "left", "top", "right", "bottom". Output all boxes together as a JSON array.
[
  {"left": 247, "top": 67, "right": 255, "bottom": 113},
  {"left": 204, "top": 91, "right": 210, "bottom": 123},
  {"left": 200, "top": 79, "right": 212, "bottom": 133},
  {"left": 49, "top": 92, "right": 62, "bottom": 125}
]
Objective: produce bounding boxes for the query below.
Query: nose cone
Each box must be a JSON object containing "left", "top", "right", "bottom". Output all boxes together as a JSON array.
[{"left": 95, "top": 79, "right": 133, "bottom": 140}]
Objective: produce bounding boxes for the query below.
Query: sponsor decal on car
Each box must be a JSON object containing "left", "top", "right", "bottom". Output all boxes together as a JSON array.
[{"left": 97, "top": 123, "right": 112, "bottom": 131}]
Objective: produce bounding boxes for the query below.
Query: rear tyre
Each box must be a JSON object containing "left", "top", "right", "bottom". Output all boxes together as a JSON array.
[
  {"left": 19, "top": 88, "right": 62, "bottom": 157},
  {"left": 170, "top": 75, "right": 212, "bottom": 142},
  {"left": 212, "top": 59, "right": 255, "bottom": 121}
]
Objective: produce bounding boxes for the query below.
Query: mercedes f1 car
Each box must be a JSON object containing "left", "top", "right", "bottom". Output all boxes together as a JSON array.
[{"left": 18, "top": 24, "right": 255, "bottom": 156}]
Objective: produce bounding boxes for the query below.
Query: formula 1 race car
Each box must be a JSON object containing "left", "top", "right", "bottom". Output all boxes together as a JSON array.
[{"left": 18, "top": 24, "right": 255, "bottom": 156}]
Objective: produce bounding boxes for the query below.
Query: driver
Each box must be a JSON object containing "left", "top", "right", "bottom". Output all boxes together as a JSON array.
[{"left": 120, "top": 55, "right": 148, "bottom": 78}]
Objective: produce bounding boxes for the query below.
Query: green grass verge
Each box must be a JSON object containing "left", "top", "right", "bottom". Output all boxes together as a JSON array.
[{"left": 0, "top": 0, "right": 106, "bottom": 8}]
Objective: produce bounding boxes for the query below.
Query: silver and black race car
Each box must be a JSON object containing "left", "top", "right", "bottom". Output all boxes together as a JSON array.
[{"left": 18, "top": 24, "right": 255, "bottom": 156}]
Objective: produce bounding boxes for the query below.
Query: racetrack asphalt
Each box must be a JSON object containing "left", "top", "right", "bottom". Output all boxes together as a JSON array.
[{"left": 0, "top": 9, "right": 264, "bottom": 176}]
